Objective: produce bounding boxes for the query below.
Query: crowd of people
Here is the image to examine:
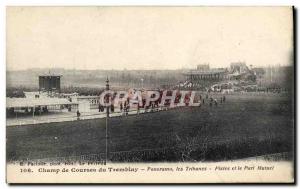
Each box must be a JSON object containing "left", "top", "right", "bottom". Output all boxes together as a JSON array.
[{"left": 76, "top": 90, "right": 227, "bottom": 119}]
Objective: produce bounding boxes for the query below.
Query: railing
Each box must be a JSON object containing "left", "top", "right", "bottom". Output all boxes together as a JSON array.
[
  {"left": 7, "top": 105, "right": 184, "bottom": 127},
  {"left": 9, "top": 135, "right": 289, "bottom": 163},
  {"left": 7, "top": 91, "right": 290, "bottom": 127},
  {"left": 12, "top": 147, "right": 175, "bottom": 163}
]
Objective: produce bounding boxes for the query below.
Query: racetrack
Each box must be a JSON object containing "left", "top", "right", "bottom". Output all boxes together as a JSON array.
[{"left": 7, "top": 93, "right": 294, "bottom": 162}]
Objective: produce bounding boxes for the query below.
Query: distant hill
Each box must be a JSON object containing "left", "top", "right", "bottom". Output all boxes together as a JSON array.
[
  {"left": 6, "top": 66, "right": 293, "bottom": 91},
  {"left": 6, "top": 69, "right": 185, "bottom": 89}
]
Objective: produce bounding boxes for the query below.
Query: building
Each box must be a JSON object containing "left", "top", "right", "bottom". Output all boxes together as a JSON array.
[
  {"left": 180, "top": 64, "right": 228, "bottom": 90},
  {"left": 6, "top": 73, "right": 80, "bottom": 119},
  {"left": 229, "top": 62, "right": 250, "bottom": 75},
  {"left": 6, "top": 97, "right": 78, "bottom": 118},
  {"left": 75, "top": 96, "right": 101, "bottom": 112},
  {"left": 178, "top": 62, "right": 258, "bottom": 91},
  {"left": 39, "top": 75, "right": 62, "bottom": 93},
  {"left": 196, "top": 64, "right": 210, "bottom": 71}
]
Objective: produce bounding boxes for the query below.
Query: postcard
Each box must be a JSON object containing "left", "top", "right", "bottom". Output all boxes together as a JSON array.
[{"left": 6, "top": 6, "right": 294, "bottom": 183}]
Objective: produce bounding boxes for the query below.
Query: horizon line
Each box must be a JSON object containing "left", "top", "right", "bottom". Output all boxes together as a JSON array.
[{"left": 6, "top": 64, "right": 292, "bottom": 72}]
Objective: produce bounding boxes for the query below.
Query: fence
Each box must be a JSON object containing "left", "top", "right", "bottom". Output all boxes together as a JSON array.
[
  {"left": 10, "top": 134, "right": 291, "bottom": 163},
  {"left": 7, "top": 106, "right": 169, "bottom": 127}
]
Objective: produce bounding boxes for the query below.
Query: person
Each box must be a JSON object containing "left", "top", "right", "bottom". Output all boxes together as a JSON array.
[
  {"left": 124, "top": 101, "right": 127, "bottom": 109},
  {"left": 155, "top": 100, "right": 159, "bottom": 108},
  {"left": 137, "top": 105, "right": 140, "bottom": 114},
  {"left": 151, "top": 102, "right": 155, "bottom": 112},
  {"left": 76, "top": 110, "right": 81, "bottom": 120},
  {"left": 220, "top": 97, "right": 223, "bottom": 103},
  {"left": 214, "top": 99, "right": 218, "bottom": 106},
  {"left": 44, "top": 106, "right": 48, "bottom": 113},
  {"left": 110, "top": 104, "right": 114, "bottom": 113},
  {"left": 202, "top": 99, "right": 205, "bottom": 104},
  {"left": 98, "top": 104, "right": 103, "bottom": 112},
  {"left": 126, "top": 104, "right": 130, "bottom": 115},
  {"left": 123, "top": 101, "right": 128, "bottom": 115},
  {"left": 120, "top": 103, "right": 123, "bottom": 113},
  {"left": 223, "top": 95, "right": 226, "bottom": 102}
]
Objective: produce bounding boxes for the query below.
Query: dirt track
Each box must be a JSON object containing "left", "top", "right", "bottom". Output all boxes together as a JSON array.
[{"left": 7, "top": 94, "right": 294, "bottom": 162}]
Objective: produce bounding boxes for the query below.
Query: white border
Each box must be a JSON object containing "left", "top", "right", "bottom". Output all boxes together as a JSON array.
[
  {"left": 1, "top": 0, "right": 299, "bottom": 188},
  {"left": 2, "top": 0, "right": 299, "bottom": 6}
]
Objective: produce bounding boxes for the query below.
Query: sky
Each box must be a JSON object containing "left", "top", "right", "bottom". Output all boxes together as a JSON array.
[{"left": 7, "top": 7, "right": 293, "bottom": 70}]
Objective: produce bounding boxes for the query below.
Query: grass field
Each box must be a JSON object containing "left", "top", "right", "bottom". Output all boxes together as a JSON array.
[{"left": 7, "top": 94, "right": 294, "bottom": 162}]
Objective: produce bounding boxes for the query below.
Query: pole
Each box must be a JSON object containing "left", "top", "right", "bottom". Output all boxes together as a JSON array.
[{"left": 105, "top": 77, "right": 110, "bottom": 163}]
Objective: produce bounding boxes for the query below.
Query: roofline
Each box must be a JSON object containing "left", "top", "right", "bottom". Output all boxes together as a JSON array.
[
  {"left": 38, "top": 75, "right": 62, "bottom": 77},
  {"left": 183, "top": 71, "right": 227, "bottom": 75}
]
